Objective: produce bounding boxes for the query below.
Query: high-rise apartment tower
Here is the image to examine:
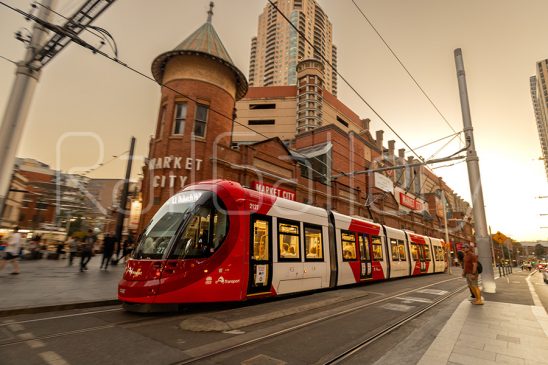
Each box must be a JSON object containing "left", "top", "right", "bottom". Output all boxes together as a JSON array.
[
  {"left": 530, "top": 60, "right": 548, "bottom": 181},
  {"left": 248, "top": 0, "right": 338, "bottom": 96}
]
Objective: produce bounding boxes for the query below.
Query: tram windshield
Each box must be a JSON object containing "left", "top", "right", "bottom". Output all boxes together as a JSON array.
[
  {"left": 133, "top": 190, "right": 229, "bottom": 260},
  {"left": 133, "top": 191, "right": 209, "bottom": 259}
]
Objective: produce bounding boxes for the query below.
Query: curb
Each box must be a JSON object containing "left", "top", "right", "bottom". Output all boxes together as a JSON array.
[{"left": 0, "top": 299, "right": 120, "bottom": 318}]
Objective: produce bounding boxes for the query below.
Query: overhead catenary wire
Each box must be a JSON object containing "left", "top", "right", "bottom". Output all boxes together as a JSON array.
[
  {"left": 413, "top": 131, "right": 461, "bottom": 151},
  {"left": 0, "top": 2, "right": 342, "bottom": 184},
  {"left": 432, "top": 160, "right": 466, "bottom": 170},
  {"left": 2, "top": 2, "right": 465, "bottom": 194},
  {"left": 78, "top": 150, "right": 129, "bottom": 176},
  {"left": 266, "top": 0, "right": 425, "bottom": 163},
  {"left": 425, "top": 132, "right": 461, "bottom": 161},
  {"left": 0, "top": 54, "right": 16, "bottom": 64},
  {"left": 33, "top": 1, "right": 119, "bottom": 57},
  {"left": 350, "top": 0, "right": 464, "bottom": 146}
]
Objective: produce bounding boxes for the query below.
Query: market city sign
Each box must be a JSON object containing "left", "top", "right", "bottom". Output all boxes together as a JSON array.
[
  {"left": 252, "top": 181, "right": 296, "bottom": 201},
  {"left": 148, "top": 156, "right": 202, "bottom": 188}
]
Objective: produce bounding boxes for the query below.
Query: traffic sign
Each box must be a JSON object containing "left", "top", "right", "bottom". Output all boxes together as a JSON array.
[{"left": 492, "top": 231, "right": 508, "bottom": 244}]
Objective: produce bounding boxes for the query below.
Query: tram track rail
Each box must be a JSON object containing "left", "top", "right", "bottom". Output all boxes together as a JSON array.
[
  {"left": 322, "top": 284, "right": 467, "bottom": 364},
  {"left": 170, "top": 277, "right": 465, "bottom": 365},
  {"left": 0, "top": 276, "right": 465, "bottom": 361}
]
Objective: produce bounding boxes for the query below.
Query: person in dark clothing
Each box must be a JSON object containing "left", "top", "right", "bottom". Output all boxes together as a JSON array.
[
  {"left": 457, "top": 249, "right": 475, "bottom": 300},
  {"left": 121, "top": 235, "right": 134, "bottom": 263},
  {"left": 100, "top": 233, "right": 116, "bottom": 270},
  {"left": 80, "top": 229, "right": 95, "bottom": 272}
]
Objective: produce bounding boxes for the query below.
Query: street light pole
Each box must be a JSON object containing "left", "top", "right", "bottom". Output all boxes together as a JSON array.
[
  {"left": 0, "top": 0, "right": 56, "bottom": 220},
  {"left": 454, "top": 48, "right": 495, "bottom": 293}
]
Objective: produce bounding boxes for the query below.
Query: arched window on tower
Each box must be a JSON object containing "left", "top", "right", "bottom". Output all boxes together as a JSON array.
[
  {"left": 193, "top": 104, "right": 209, "bottom": 138},
  {"left": 173, "top": 103, "right": 187, "bottom": 135}
]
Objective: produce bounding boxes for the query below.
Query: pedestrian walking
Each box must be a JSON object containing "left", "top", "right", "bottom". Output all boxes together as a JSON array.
[
  {"left": 100, "top": 233, "right": 116, "bottom": 270},
  {"left": 0, "top": 227, "right": 22, "bottom": 275},
  {"left": 462, "top": 243, "right": 483, "bottom": 305},
  {"left": 80, "top": 229, "right": 95, "bottom": 272},
  {"left": 457, "top": 249, "right": 475, "bottom": 300},
  {"left": 121, "top": 235, "right": 134, "bottom": 263},
  {"left": 67, "top": 236, "right": 78, "bottom": 266}
]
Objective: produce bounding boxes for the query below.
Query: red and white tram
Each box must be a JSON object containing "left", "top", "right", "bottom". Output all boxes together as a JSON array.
[{"left": 118, "top": 180, "right": 447, "bottom": 310}]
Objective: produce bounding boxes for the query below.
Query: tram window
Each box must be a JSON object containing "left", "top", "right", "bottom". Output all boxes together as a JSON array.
[
  {"left": 212, "top": 210, "right": 228, "bottom": 251},
  {"left": 359, "top": 235, "right": 370, "bottom": 261},
  {"left": 371, "top": 236, "right": 383, "bottom": 261},
  {"left": 390, "top": 239, "right": 399, "bottom": 261},
  {"left": 252, "top": 218, "right": 269, "bottom": 261},
  {"left": 410, "top": 243, "right": 419, "bottom": 260},
  {"left": 434, "top": 247, "right": 443, "bottom": 261},
  {"left": 304, "top": 224, "right": 323, "bottom": 260},
  {"left": 279, "top": 221, "right": 300, "bottom": 260},
  {"left": 136, "top": 212, "right": 183, "bottom": 258},
  {"left": 424, "top": 245, "right": 431, "bottom": 261},
  {"left": 170, "top": 205, "right": 212, "bottom": 259},
  {"left": 341, "top": 231, "right": 357, "bottom": 261},
  {"left": 398, "top": 240, "right": 407, "bottom": 261}
]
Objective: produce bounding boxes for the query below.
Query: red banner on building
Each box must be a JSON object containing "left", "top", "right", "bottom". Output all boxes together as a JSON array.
[
  {"left": 252, "top": 181, "right": 296, "bottom": 201},
  {"left": 399, "top": 192, "right": 423, "bottom": 210}
]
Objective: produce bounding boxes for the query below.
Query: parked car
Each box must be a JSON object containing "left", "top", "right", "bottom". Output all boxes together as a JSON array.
[
  {"left": 543, "top": 267, "right": 548, "bottom": 284},
  {"left": 537, "top": 262, "right": 547, "bottom": 271}
]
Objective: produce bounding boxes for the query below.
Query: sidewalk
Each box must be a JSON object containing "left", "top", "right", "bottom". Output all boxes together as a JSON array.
[
  {"left": 419, "top": 270, "right": 548, "bottom": 364},
  {"left": 0, "top": 255, "right": 122, "bottom": 315}
]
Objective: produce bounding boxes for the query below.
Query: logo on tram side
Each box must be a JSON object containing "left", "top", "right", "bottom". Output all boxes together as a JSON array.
[
  {"left": 127, "top": 267, "right": 143, "bottom": 277},
  {"left": 215, "top": 276, "right": 241, "bottom": 285}
]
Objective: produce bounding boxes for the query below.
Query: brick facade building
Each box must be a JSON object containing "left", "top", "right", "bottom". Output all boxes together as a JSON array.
[{"left": 139, "top": 10, "right": 474, "bottom": 252}]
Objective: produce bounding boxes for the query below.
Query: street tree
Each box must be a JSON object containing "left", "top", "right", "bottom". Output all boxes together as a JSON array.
[{"left": 534, "top": 244, "right": 545, "bottom": 259}]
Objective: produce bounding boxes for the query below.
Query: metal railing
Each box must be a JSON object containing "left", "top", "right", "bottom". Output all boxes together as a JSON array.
[{"left": 497, "top": 264, "right": 513, "bottom": 277}]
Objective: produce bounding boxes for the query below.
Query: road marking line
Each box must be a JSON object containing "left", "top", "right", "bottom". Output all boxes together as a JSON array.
[
  {"left": 27, "top": 339, "right": 45, "bottom": 348},
  {"left": 397, "top": 296, "right": 433, "bottom": 304},
  {"left": 17, "top": 332, "right": 35, "bottom": 340},
  {"left": 381, "top": 303, "right": 415, "bottom": 312},
  {"left": 415, "top": 289, "right": 448, "bottom": 295},
  {"left": 0, "top": 308, "right": 122, "bottom": 327},
  {"left": 526, "top": 272, "right": 548, "bottom": 337},
  {"left": 39, "top": 351, "right": 70, "bottom": 365},
  {"left": 7, "top": 323, "right": 24, "bottom": 332}
]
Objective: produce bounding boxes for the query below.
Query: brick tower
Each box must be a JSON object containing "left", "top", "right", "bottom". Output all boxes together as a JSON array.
[{"left": 140, "top": 2, "right": 248, "bottom": 223}]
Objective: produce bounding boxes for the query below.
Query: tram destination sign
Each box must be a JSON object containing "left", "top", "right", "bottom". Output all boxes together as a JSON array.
[{"left": 252, "top": 181, "right": 296, "bottom": 201}]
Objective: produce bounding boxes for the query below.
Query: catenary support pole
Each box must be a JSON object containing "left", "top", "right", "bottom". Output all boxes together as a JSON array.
[
  {"left": 440, "top": 189, "right": 452, "bottom": 274},
  {"left": 454, "top": 48, "right": 496, "bottom": 293},
  {"left": 115, "top": 136, "right": 135, "bottom": 252},
  {"left": 0, "top": 0, "right": 56, "bottom": 222}
]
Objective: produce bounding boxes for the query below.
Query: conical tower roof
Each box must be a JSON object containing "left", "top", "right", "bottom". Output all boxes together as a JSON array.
[{"left": 152, "top": 5, "right": 248, "bottom": 100}]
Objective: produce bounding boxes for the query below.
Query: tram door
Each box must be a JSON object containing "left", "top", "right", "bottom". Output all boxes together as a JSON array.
[
  {"left": 418, "top": 244, "right": 427, "bottom": 273},
  {"left": 247, "top": 215, "right": 273, "bottom": 296},
  {"left": 359, "top": 234, "right": 373, "bottom": 279}
]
